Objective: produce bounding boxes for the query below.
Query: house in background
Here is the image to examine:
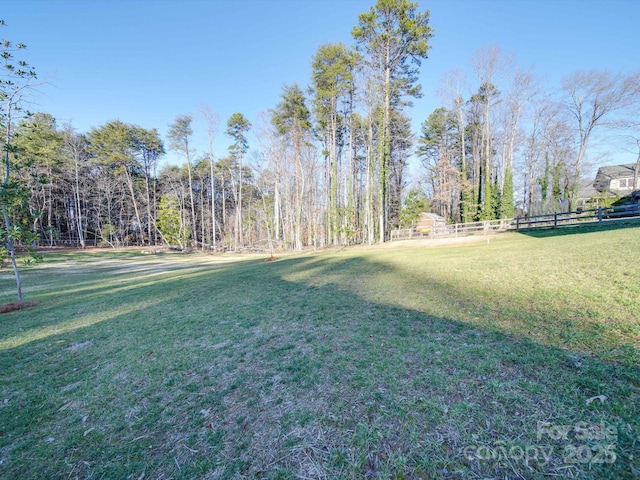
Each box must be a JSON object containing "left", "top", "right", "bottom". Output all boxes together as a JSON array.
[
  {"left": 593, "top": 163, "right": 639, "bottom": 197},
  {"left": 414, "top": 212, "right": 446, "bottom": 233},
  {"left": 576, "top": 163, "right": 640, "bottom": 211}
]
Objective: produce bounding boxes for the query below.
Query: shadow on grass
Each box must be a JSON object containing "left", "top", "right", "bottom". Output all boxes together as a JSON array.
[
  {"left": 515, "top": 217, "right": 640, "bottom": 238},
  {"left": 0, "top": 252, "right": 638, "bottom": 479}
]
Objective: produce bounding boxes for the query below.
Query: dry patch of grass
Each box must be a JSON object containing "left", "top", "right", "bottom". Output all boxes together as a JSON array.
[{"left": 0, "top": 301, "right": 39, "bottom": 314}]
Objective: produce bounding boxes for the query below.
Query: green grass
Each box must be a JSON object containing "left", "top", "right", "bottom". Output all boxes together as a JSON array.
[{"left": 0, "top": 227, "right": 639, "bottom": 479}]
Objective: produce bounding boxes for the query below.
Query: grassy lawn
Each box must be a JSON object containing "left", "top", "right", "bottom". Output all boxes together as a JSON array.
[{"left": 1, "top": 226, "right": 639, "bottom": 479}]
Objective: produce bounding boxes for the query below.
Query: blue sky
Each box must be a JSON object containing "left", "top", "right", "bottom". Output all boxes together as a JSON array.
[{"left": 3, "top": 0, "right": 638, "bottom": 174}]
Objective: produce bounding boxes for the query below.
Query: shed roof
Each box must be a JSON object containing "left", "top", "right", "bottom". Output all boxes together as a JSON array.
[{"left": 420, "top": 212, "right": 446, "bottom": 221}]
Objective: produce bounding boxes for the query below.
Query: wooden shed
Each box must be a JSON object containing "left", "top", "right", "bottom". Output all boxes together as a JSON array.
[{"left": 415, "top": 212, "right": 446, "bottom": 233}]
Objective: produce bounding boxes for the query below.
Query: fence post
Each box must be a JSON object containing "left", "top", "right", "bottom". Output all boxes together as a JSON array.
[
  {"left": 553, "top": 212, "right": 558, "bottom": 228},
  {"left": 516, "top": 217, "right": 520, "bottom": 230},
  {"left": 598, "top": 207, "right": 602, "bottom": 223}
]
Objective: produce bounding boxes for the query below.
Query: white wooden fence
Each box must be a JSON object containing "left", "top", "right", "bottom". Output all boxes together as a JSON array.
[
  {"left": 390, "top": 219, "right": 513, "bottom": 241},
  {"left": 390, "top": 204, "right": 640, "bottom": 241}
]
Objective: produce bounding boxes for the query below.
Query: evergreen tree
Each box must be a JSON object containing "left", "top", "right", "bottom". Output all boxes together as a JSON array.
[
  {"left": 538, "top": 154, "right": 550, "bottom": 212},
  {"left": 225, "top": 112, "right": 251, "bottom": 250},
  {"left": 311, "top": 43, "right": 358, "bottom": 245},
  {"left": 498, "top": 165, "right": 515, "bottom": 219},
  {"left": 14, "top": 112, "right": 64, "bottom": 245},
  {"left": 399, "top": 187, "right": 429, "bottom": 228},
  {"left": 271, "top": 84, "right": 312, "bottom": 250},
  {"left": 157, "top": 194, "right": 189, "bottom": 248},
  {"left": 168, "top": 115, "right": 197, "bottom": 245},
  {"left": 353, "top": 0, "right": 433, "bottom": 240}
]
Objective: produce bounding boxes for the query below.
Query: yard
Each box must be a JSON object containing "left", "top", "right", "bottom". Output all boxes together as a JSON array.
[{"left": 0, "top": 225, "right": 639, "bottom": 479}]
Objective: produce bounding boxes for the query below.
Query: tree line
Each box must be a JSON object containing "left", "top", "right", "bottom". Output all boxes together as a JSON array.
[
  {"left": 419, "top": 47, "right": 639, "bottom": 223},
  {"left": 3, "top": 1, "right": 640, "bottom": 262}
]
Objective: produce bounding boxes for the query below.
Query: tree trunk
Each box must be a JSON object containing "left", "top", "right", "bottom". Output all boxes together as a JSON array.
[
  {"left": 210, "top": 159, "right": 216, "bottom": 249},
  {"left": 2, "top": 112, "right": 24, "bottom": 302},
  {"left": 73, "top": 149, "right": 86, "bottom": 248},
  {"left": 124, "top": 168, "right": 145, "bottom": 245}
]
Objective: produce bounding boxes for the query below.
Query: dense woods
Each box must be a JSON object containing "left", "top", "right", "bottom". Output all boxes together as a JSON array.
[{"left": 2, "top": 2, "right": 639, "bottom": 256}]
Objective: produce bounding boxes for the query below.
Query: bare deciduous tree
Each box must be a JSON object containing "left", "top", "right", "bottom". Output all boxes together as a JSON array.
[{"left": 561, "top": 70, "right": 637, "bottom": 209}]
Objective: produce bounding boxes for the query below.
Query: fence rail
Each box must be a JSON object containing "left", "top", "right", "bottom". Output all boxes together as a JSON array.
[
  {"left": 390, "top": 204, "right": 640, "bottom": 241},
  {"left": 514, "top": 204, "right": 640, "bottom": 230},
  {"left": 390, "top": 218, "right": 513, "bottom": 241}
]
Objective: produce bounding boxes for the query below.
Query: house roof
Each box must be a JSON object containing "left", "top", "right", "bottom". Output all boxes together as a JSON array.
[{"left": 596, "top": 163, "right": 637, "bottom": 179}]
